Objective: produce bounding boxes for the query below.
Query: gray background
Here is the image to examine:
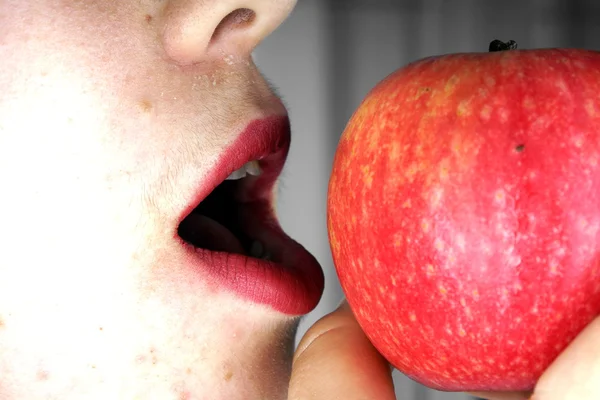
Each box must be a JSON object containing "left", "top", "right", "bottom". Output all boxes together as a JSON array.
[{"left": 254, "top": 1, "right": 599, "bottom": 399}]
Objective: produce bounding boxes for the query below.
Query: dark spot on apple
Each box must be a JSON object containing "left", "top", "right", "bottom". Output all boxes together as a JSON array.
[
  {"left": 489, "top": 39, "right": 518, "bottom": 52},
  {"left": 515, "top": 144, "right": 525, "bottom": 152},
  {"left": 145, "top": 14, "right": 152, "bottom": 23},
  {"left": 99, "top": 326, "right": 103, "bottom": 331}
]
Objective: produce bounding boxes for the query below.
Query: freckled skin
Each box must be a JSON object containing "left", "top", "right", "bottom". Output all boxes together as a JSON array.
[
  {"left": 0, "top": 1, "right": 302, "bottom": 399},
  {"left": 328, "top": 48, "right": 600, "bottom": 392}
]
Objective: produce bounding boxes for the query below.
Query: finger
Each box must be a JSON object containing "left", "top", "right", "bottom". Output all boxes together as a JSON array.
[
  {"left": 467, "top": 391, "right": 532, "bottom": 400},
  {"left": 288, "top": 300, "right": 396, "bottom": 400},
  {"left": 532, "top": 315, "right": 600, "bottom": 399}
]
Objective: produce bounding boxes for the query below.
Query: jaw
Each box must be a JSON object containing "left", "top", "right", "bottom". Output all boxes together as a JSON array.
[
  {"left": 122, "top": 284, "right": 301, "bottom": 400},
  {"left": 0, "top": 237, "right": 301, "bottom": 400}
]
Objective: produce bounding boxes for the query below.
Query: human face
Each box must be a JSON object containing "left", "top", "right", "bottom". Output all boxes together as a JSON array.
[{"left": 0, "top": 1, "right": 324, "bottom": 399}]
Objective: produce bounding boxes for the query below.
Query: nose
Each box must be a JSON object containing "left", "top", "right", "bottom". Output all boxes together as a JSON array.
[{"left": 161, "top": 0, "right": 297, "bottom": 65}]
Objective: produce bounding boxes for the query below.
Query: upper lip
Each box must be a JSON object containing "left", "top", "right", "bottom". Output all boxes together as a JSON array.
[{"left": 177, "top": 114, "right": 291, "bottom": 225}]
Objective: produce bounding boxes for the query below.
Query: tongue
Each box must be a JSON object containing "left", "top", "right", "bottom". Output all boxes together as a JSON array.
[{"left": 179, "top": 214, "right": 246, "bottom": 255}]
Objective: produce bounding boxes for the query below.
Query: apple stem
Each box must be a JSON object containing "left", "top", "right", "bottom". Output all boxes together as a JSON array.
[{"left": 489, "top": 40, "right": 518, "bottom": 52}]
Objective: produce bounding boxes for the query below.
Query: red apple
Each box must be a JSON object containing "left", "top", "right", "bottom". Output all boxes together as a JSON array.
[{"left": 327, "top": 44, "right": 600, "bottom": 392}]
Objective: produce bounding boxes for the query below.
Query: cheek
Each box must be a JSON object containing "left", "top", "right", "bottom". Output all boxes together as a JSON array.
[{"left": 0, "top": 62, "right": 156, "bottom": 273}]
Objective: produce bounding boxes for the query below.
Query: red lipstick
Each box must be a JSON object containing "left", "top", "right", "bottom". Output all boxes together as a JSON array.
[{"left": 176, "top": 115, "right": 324, "bottom": 316}]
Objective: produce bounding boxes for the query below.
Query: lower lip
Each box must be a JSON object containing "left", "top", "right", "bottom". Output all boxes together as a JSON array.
[
  {"left": 175, "top": 117, "right": 325, "bottom": 316},
  {"left": 180, "top": 233, "right": 324, "bottom": 316}
]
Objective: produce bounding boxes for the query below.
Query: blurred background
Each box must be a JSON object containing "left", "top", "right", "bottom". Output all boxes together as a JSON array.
[{"left": 254, "top": 0, "right": 600, "bottom": 399}]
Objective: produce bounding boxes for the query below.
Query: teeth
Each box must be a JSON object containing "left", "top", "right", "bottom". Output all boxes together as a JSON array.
[
  {"left": 225, "top": 160, "right": 262, "bottom": 181},
  {"left": 226, "top": 168, "right": 247, "bottom": 180},
  {"left": 244, "top": 160, "right": 261, "bottom": 176}
]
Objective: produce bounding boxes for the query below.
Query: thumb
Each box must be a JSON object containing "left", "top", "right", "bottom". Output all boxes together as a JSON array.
[
  {"left": 288, "top": 299, "right": 397, "bottom": 400},
  {"left": 531, "top": 315, "right": 600, "bottom": 399}
]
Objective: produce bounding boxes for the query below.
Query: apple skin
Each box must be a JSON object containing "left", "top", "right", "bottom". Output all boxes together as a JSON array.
[{"left": 327, "top": 48, "right": 600, "bottom": 392}]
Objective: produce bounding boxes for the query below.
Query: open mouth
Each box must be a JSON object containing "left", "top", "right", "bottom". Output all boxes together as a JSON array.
[
  {"left": 177, "top": 160, "right": 276, "bottom": 261},
  {"left": 174, "top": 116, "right": 324, "bottom": 316}
]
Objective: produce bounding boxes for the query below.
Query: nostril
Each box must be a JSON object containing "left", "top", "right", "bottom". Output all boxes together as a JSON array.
[{"left": 210, "top": 8, "right": 256, "bottom": 45}]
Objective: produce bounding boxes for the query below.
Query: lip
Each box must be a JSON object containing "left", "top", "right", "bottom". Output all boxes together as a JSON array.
[{"left": 174, "top": 115, "right": 325, "bottom": 316}]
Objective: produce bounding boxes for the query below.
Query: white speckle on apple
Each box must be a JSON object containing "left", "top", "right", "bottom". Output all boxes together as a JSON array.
[
  {"left": 438, "top": 283, "right": 448, "bottom": 296},
  {"left": 499, "top": 108, "right": 509, "bottom": 123},
  {"left": 553, "top": 244, "right": 566, "bottom": 258},
  {"left": 555, "top": 79, "right": 569, "bottom": 93},
  {"left": 434, "top": 238, "right": 445, "bottom": 251},
  {"left": 429, "top": 186, "right": 444, "bottom": 209},
  {"left": 585, "top": 99, "right": 597, "bottom": 117},
  {"left": 421, "top": 219, "right": 431, "bottom": 233},
  {"left": 457, "top": 100, "right": 471, "bottom": 117},
  {"left": 494, "top": 189, "right": 506, "bottom": 206},
  {"left": 455, "top": 233, "right": 466, "bottom": 252},
  {"left": 522, "top": 96, "right": 535, "bottom": 109},
  {"left": 536, "top": 336, "right": 544, "bottom": 345},
  {"left": 426, "top": 264, "right": 435, "bottom": 277},
  {"left": 573, "top": 134, "right": 584, "bottom": 148},
  {"left": 549, "top": 259, "right": 559, "bottom": 274},
  {"left": 480, "top": 240, "right": 492, "bottom": 255},
  {"left": 480, "top": 104, "right": 492, "bottom": 121},
  {"left": 507, "top": 253, "right": 522, "bottom": 268},
  {"left": 465, "top": 307, "right": 473, "bottom": 319},
  {"left": 528, "top": 170, "right": 538, "bottom": 180}
]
